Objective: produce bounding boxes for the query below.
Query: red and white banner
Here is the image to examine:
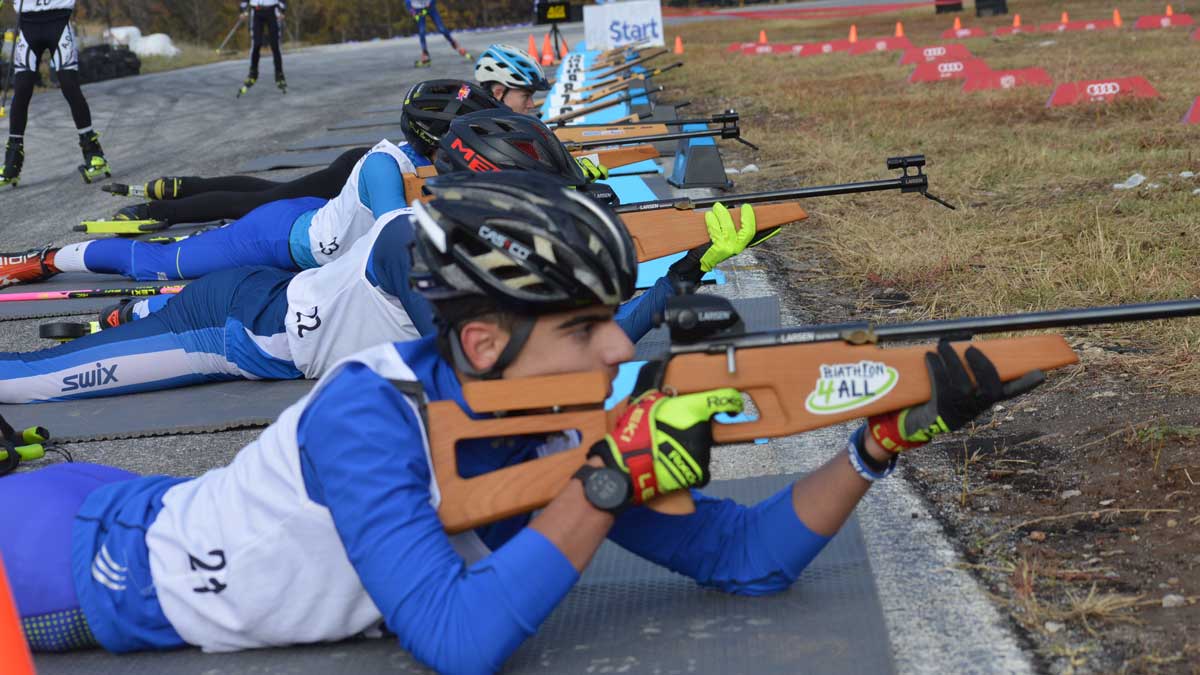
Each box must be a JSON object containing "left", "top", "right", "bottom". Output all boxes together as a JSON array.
[
  {"left": 797, "top": 39, "right": 854, "bottom": 56},
  {"left": 1134, "top": 13, "right": 1195, "bottom": 30},
  {"left": 740, "top": 43, "right": 803, "bottom": 55},
  {"left": 962, "top": 67, "right": 1053, "bottom": 92},
  {"left": 1047, "top": 77, "right": 1160, "bottom": 107},
  {"left": 1038, "top": 19, "right": 1118, "bottom": 33},
  {"left": 726, "top": 42, "right": 758, "bottom": 53},
  {"left": 910, "top": 58, "right": 989, "bottom": 83},
  {"left": 1194, "top": 27, "right": 1200, "bottom": 40},
  {"left": 899, "top": 43, "right": 972, "bottom": 64},
  {"left": 940, "top": 26, "right": 987, "bottom": 39},
  {"left": 849, "top": 36, "right": 913, "bottom": 54},
  {"left": 1183, "top": 96, "right": 1200, "bottom": 125}
]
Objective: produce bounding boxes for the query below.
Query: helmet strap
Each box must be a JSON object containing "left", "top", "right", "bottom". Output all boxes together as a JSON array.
[{"left": 447, "top": 315, "right": 536, "bottom": 381}]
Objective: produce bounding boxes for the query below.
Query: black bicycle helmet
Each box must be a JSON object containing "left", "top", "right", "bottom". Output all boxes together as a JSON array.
[
  {"left": 401, "top": 79, "right": 503, "bottom": 158},
  {"left": 433, "top": 109, "right": 588, "bottom": 187}
]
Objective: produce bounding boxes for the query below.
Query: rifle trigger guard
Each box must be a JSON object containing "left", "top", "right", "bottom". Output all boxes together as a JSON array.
[{"left": 840, "top": 328, "right": 879, "bottom": 345}]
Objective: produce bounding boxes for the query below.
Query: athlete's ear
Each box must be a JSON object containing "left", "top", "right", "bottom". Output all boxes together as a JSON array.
[
  {"left": 458, "top": 319, "right": 506, "bottom": 372},
  {"left": 489, "top": 83, "right": 505, "bottom": 100}
]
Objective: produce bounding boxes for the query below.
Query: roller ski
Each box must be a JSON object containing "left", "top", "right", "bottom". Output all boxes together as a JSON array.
[
  {"left": 76, "top": 203, "right": 168, "bottom": 235},
  {"left": 276, "top": 74, "right": 287, "bottom": 94},
  {"left": 78, "top": 131, "right": 111, "bottom": 184},
  {"left": 237, "top": 76, "right": 257, "bottom": 98},
  {"left": 0, "top": 420, "right": 61, "bottom": 477},
  {"left": 102, "top": 176, "right": 184, "bottom": 200},
  {"left": 40, "top": 299, "right": 135, "bottom": 341},
  {"left": 0, "top": 138, "right": 23, "bottom": 189},
  {"left": 415, "top": 52, "right": 432, "bottom": 68},
  {"left": 457, "top": 46, "right": 472, "bottom": 61}
]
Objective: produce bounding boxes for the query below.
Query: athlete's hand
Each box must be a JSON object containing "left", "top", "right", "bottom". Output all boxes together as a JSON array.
[
  {"left": 699, "top": 202, "right": 756, "bottom": 272},
  {"left": 868, "top": 341, "right": 1044, "bottom": 452},
  {"left": 591, "top": 381, "right": 743, "bottom": 505},
  {"left": 575, "top": 156, "right": 609, "bottom": 182}
]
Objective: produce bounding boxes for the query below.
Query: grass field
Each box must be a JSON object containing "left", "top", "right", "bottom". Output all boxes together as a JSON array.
[{"left": 664, "top": 0, "right": 1200, "bottom": 385}]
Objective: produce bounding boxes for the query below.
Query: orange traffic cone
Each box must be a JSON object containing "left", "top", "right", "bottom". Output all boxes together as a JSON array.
[
  {"left": 849, "top": 24, "right": 858, "bottom": 43},
  {"left": 1013, "top": 14, "right": 1021, "bottom": 28},
  {"left": 895, "top": 22, "right": 904, "bottom": 38},
  {"left": 1060, "top": 11, "right": 1069, "bottom": 24},
  {"left": 528, "top": 34, "right": 538, "bottom": 62},
  {"left": 673, "top": 35, "right": 685, "bottom": 55},
  {"left": 540, "top": 33, "right": 555, "bottom": 66},
  {"left": 1166, "top": 5, "right": 1174, "bottom": 16},
  {"left": 1113, "top": 8, "right": 1123, "bottom": 25},
  {"left": 0, "top": 558, "right": 35, "bottom": 675},
  {"left": 758, "top": 29, "right": 768, "bottom": 44},
  {"left": 953, "top": 17, "right": 962, "bottom": 30}
]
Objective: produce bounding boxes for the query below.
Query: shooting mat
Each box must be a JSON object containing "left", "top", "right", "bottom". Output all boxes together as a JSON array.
[
  {"left": 237, "top": 150, "right": 349, "bottom": 173},
  {"left": 35, "top": 473, "right": 893, "bottom": 675},
  {"left": 286, "top": 129, "right": 403, "bottom": 152}
]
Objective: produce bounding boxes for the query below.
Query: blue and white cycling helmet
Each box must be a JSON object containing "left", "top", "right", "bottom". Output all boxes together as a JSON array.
[{"left": 474, "top": 44, "right": 551, "bottom": 92}]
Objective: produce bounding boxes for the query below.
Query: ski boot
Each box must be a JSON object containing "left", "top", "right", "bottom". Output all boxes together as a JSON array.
[
  {"left": 237, "top": 75, "right": 257, "bottom": 98},
  {"left": 276, "top": 73, "right": 287, "bottom": 94},
  {"left": 457, "top": 46, "right": 472, "bottom": 61},
  {"left": 414, "top": 52, "right": 432, "bottom": 68},
  {"left": 0, "top": 247, "right": 59, "bottom": 288},
  {"left": 102, "top": 176, "right": 184, "bottom": 200},
  {"left": 0, "top": 137, "right": 23, "bottom": 189},
  {"left": 78, "top": 131, "right": 111, "bottom": 184}
]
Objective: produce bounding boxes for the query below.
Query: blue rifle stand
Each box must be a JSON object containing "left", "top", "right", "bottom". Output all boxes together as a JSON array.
[{"left": 668, "top": 123, "right": 732, "bottom": 190}]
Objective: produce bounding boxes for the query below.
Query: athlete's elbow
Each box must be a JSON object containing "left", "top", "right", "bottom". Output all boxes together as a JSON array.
[{"left": 400, "top": 630, "right": 514, "bottom": 674}]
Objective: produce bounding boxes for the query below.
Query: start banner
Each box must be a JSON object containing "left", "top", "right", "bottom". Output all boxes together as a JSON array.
[{"left": 585, "top": 1, "right": 666, "bottom": 51}]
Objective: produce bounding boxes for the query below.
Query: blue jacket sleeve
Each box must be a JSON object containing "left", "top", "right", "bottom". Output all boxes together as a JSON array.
[
  {"left": 296, "top": 363, "right": 580, "bottom": 673},
  {"left": 607, "top": 486, "right": 832, "bottom": 596},
  {"left": 615, "top": 276, "right": 674, "bottom": 343},
  {"left": 358, "top": 153, "right": 411, "bottom": 220},
  {"left": 366, "top": 215, "right": 436, "bottom": 335}
]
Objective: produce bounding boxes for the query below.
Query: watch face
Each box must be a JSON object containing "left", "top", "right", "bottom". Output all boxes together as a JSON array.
[{"left": 585, "top": 468, "right": 629, "bottom": 511}]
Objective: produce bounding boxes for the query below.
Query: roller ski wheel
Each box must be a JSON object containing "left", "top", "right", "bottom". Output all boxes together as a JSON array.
[
  {"left": 276, "top": 75, "right": 287, "bottom": 94},
  {"left": 78, "top": 132, "right": 110, "bottom": 184},
  {"left": 457, "top": 47, "right": 472, "bottom": 60},
  {"left": 415, "top": 53, "right": 432, "bottom": 68},
  {"left": 102, "top": 182, "right": 142, "bottom": 198},
  {"left": 237, "top": 77, "right": 257, "bottom": 98},
  {"left": 39, "top": 321, "right": 99, "bottom": 341}
]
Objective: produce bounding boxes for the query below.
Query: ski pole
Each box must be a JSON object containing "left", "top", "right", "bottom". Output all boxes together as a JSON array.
[
  {"left": 216, "top": 14, "right": 246, "bottom": 53},
  {"left": 0, "top": 284, "right": 185, "bottom": 303}
]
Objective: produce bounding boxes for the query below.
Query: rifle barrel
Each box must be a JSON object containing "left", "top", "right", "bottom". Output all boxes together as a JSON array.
[
  {"left": 672, "top": 298, "right": 1200, "bottom": 354},
  {"left": 560, "top": 112, "right": 739, "bottom": 129},
  {"left": 616, "top": 177, "right": 909, "bottom": 213},
  {"left": 568, "top": 126, "right": 731, "bottom": 150}
]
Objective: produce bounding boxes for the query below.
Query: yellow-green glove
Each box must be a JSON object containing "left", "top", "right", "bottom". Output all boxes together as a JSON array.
[
  {"left": 591, "top": 386, "right": 744, "bottom": 504},
  {"left": 575, "top": 156, "right": 609, "bottom": 182},
  {"left": 699, "top": 202, "right": 756, "bottom": 272}
]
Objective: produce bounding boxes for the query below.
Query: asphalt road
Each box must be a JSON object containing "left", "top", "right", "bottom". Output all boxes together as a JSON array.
[{"left": 4, "top": 19, "right": 1033, "bottom": 675}]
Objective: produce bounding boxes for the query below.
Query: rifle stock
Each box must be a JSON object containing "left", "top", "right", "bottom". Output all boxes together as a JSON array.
[
  {"left": 554, "top": 123, "right": 670, "bottom": 144},
  {"left": 401, "top": 165, "right": 438, "bottom": 201},
  {"left": 622, "top": 202, "right": 807, "bottom": 261},
  {"left": 571, "top": 144, "right": 660, "bottom": 170},
  {"left": 589, "top": 48, "right": 668, "bottom": 76},
  {"left": 432, "top": 335, "right": 1079, "bottom": 533}
]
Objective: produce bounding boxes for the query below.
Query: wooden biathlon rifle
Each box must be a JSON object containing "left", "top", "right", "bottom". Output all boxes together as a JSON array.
[
  {"left": 589, "top": 49, "right": 669, "bottom": 80},
  {"left": 590, "top": 41, "right": 655, "bottom": 68},
  {"left": 619, "top": 155, "right": 951, "bottom": 261},
  {"left": 563, "top": 120, "right": 758, "bottom": 153},
  {"left": 570, "top": 63, "right": 685, "bottom": 104},
  {"left": 543, "top": 85, "right": 664, "bottom": 126},
  {"left": 429, "top": 292, "right": 1200, "bottom": 533},
  {"left": 554, "top": 110, "right": 740, "bottom": 144},
  {"left": 572, "top": 62, "right": 684, "bottom": 96}
]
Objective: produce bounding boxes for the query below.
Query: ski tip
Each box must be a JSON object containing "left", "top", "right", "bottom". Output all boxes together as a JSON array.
[{"left": 101, "top": 183, "right": 130, "bottom": 196}]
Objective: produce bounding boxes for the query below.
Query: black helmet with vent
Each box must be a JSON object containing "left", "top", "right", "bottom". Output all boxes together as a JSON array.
[
  {"left": 401, "top": 79, "right": 503, "bottom": 158},
  {"left": 433, "top": 109, "right": 588, "bottom": 187}
]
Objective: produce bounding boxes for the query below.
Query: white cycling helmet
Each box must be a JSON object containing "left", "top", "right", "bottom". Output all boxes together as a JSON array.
[{"left": 474, "top": 44, "right": 551, "bottom": 92}]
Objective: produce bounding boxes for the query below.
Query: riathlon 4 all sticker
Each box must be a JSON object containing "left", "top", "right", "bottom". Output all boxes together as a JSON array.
[{"left": 805, "top": 360, "right": 898, "bottom": 414}]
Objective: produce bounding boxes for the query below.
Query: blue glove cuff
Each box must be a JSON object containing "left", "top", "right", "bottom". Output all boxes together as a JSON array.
[{"left": 847, "top": 424, "right": 897, "bottom": 482}]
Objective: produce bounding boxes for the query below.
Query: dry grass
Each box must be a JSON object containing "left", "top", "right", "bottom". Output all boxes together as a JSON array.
[{"left": 666, "top": 0, "right": 1200, "bottom": 385}]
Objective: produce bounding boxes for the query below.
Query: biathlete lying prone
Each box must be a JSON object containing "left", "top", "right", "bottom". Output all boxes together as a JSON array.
[{"left": 0, "top": 174, "right": 1043, "bottom": 671}]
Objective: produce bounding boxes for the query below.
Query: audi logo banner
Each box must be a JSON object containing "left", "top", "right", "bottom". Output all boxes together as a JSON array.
[
  {"left": 961, "top": 67, "right": 1054, "bottom": 92},
  {"left": 900, "top": 43, "right": 972, "bottom": 65},
  {"left": 909, "top": 58, "right": 989, "bottom": 83},
  {"left": 1047, "top": 76, "right": 1161, "bottom": 107}
]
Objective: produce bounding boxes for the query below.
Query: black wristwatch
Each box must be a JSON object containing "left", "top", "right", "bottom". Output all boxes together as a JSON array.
[{"left": 572, "top": 464, "right": 631, "bottom": 514}]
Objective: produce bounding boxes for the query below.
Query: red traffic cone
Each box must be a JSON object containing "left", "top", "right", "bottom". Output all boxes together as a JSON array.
[
  {"left": 528, "top": 34, "right": 538, "bottom": 61},
  {"left": 674, "top": 35, "right": 684, "bottom": 55},
  {"left": 540, "top": 33, "right": 555, "bottom": 66},
  {"left": 849, "top": 24, "right": 858, "bottom": 43},
  {"left": 953, "top": 17, "right": 962, "bottom": 30},
  {"left": 895, "top": 22, "right": 905, "bottom": 38},
  {"left": 0, "top": 558, "right": 35, "bottom": 675},
  {"left": 758, "top": 29, "right": 768, "bottom": 44}
]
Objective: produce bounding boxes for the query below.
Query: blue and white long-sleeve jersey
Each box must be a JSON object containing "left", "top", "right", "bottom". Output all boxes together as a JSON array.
[
  {"left": 298, "top": 140, "right": 430, "bottom": 268},
  {"left": 71, "top": 336, "right": 833, "bottom": 670},
  {"left": 405, "top": 0, "right": 435, "bottom": 11}
]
